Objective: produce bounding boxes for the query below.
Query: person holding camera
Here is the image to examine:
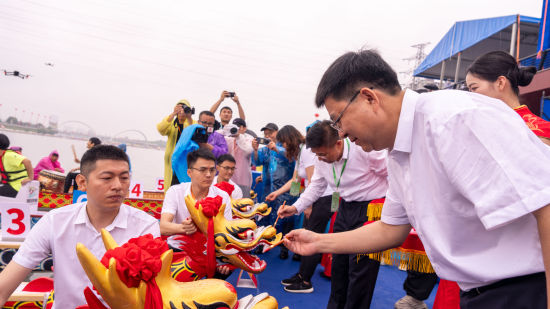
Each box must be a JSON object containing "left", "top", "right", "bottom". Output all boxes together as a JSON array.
[
  {"left": 210, "top": 90, "right": 246, "bottom": 129},
  {"left": 157, "top": 99, "right": 197, "bottom": 190},
  {"left": 252, "top": 123, "right": 297, "bottom": 259},
  {"left": 195, "top": 111, "right": 228, "bottom": 158},
  {"left": 222, "top": 118, "right": 254, "bottom": 198}
]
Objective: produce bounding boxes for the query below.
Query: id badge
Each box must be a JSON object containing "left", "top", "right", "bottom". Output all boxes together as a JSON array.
[
  {"left": 290, "top": 180, "right": 301, "bottom": 196},
  {"left": 331, "top": 191, "right": 340, "bottom": 212}
]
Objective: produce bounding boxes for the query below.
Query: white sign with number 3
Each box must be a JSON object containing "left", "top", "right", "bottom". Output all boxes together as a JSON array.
[{"left": 1, "top": 202, "right": 31, "bottom": 241}]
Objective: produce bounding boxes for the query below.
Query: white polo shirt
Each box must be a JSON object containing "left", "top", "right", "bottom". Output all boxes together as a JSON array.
[
  {"left": 381, "top": 89, "right": 550, "bottom": 290},
  {"left": 13, "top": 203, "right": 160, "bottom": 309},
  {"left": 213, "top": 176, "right": 243, "bottom": 200},
  {"left": 162, "top": 182, "right": 233, "bottom": 222},
  {"left": 293, "top": 139, "right": 388, "bottom": 213},
  {"left": 297, "top": 147, "right": 333, "bottom": 196}
]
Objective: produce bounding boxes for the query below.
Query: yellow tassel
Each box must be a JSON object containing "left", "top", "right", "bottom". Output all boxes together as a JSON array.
[
  {"left": 367, "top": 248, "right": 435, "bottom": 273},
  {"left": 367, "top": 203, "right": 384, "bottom": 221}
]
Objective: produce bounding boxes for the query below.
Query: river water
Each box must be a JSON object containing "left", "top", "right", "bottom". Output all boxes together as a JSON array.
[{"left": 2, "top": 130, "right": 165, "bottom": 190}]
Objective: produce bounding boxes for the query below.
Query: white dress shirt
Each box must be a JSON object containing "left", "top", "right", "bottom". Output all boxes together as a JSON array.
[
  {"left": 293, "top": 139, "right": 388, "bottom": 213},
  {"left": 381, "top": 89, "right": 550, "bottom": 290},
  {"left": 162, "top": 182, "right": 233, "bottom": 223},
  {"left": 13, "top": 203, "right": 160, "bottom": 309},
  {"left": 213, "top": 176, "right": 243, "bottom": 199}
]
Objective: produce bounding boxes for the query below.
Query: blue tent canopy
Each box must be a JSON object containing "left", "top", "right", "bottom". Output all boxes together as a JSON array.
[{"left": 414, "top": 15, "right": 540, "bottom": 81}]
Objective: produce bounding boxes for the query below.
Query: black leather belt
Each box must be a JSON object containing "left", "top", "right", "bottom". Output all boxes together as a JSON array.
[{"left": 462, "top": 272, "right": 545, "bottom": 297}]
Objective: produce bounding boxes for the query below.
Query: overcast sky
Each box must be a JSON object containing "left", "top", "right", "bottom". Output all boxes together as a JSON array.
[{"left": 0, "top": 0, "right": 543, "bottom": 141}]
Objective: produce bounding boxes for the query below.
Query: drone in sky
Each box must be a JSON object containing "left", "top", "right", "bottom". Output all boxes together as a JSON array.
[{"left": 3, "top": 70, "right": 31, "bottom": 79}]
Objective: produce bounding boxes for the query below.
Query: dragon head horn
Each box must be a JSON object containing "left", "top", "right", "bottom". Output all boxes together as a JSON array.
[{"left": 101, "top": 229, "right": 119, "bottom": 251}]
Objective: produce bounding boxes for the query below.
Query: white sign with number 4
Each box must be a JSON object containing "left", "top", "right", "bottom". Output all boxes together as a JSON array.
[
  {"left": 129, "top": 181, "right": 144, "bottom": 199},
  {"left": 1, "top": 202, "right": 31, "bottom": 241}
]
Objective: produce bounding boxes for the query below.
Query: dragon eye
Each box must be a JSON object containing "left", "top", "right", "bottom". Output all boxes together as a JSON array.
[{"left": 237, "top": 229, "right": 254, "bottom": 241}]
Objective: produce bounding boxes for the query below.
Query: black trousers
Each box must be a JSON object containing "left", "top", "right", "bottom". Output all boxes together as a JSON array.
[
  {"left": 63, "top": 172, "right": 79, "bottom": 193},
  {"left": 460, "top": 272, "right": 547, "bottom": 309},
  {"left": 0, "top": 183, "right": 18, "bottom": 197},
  {"left": 298, "top": 195, "right": 332, "bottom": 282},
  {"left": 403, "top": 270, "right": 438, "bottom": 300},
  {"left": 327, "top": 199, "right": 381, "bottom": 309}
]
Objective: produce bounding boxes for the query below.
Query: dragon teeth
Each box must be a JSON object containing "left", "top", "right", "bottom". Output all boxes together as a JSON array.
[{"left": 220, "top": 248, "right": 239, "bottom": 255}]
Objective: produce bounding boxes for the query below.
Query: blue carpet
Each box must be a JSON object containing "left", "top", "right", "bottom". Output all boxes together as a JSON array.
[{"left": 226, "top": 249, "right": 438, "bottom": 308}]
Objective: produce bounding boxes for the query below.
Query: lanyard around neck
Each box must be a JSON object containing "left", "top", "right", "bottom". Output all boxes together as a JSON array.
[{"left": 332, "top": 139, "right": 350, "bottom": 190}]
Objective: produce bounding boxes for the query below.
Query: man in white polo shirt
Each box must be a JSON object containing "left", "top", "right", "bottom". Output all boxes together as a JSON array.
[
  {"left": 213, "top": 153, "right": 243, "bottom": 200},
  {"left": 278, "top": 120, "right": 388, "bottom": 308},
  {"left": 284, "top": 50, "right": 550, "bottom": 308},
  {"left": 0, "top": 145, "right": 160, "bottom": 309},
  {"left": 160, "top": 148, "right": 232, "bottom": 236}
]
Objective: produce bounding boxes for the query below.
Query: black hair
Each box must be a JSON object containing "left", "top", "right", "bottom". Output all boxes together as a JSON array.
[
  {"left": 467, "top": 51, "right": 537, "bottom": 96},
  {"left": 89, "top": 137, "right": 102, "bottom": 146},
  {"left": 217, "top": 153, "right": 236, "bottom": 165},
  {"left": 187, "top": 148, "right": 216, "bottom": 168},
  {"left": 315, "top": 49, "right": 401, "bottom": 107},
  {"left": 0, "top": 134, "right": 10, "bottom": 150},
  {"left": 199, "top": 110, "right": 215, "bottom": 119},
  {"left": 80, "top": 145, "right": 129, "bottom": 176},
  {"left": 276, "top": 125, "right": 305, "bottom": 161},
  {"left": 220, "top": 106, "right": 233, "bottom": 113},
  {"left": 305, "top": 120, "right": 340, "bottom": 149}
]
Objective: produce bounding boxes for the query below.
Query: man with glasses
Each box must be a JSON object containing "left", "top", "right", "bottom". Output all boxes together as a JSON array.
[
  {"left": 278, "top": 120, "right": 388, "bottom": 307},
  {"left": 214, "top": 154, "right": 243, "bottom": 199},
  {"left": 196, "top": 111, "right": 228, "bottom": 158},
  {"left": 160, "top": 149, "right": 232, "bottom": 237},
  {"left": 284, "top": 49, "right": 550, "bottom": 308}
]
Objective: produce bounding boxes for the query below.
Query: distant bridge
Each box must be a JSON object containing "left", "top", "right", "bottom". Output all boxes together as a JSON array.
[
  {"left": 114, "top": 129, "right": 148, "bottom": 141},
  {"left": 59, "top": 121, "right": 96, "bottom": 135}
]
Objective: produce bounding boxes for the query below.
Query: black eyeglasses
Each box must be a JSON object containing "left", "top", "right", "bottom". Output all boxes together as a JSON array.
[
  {"left": 218, "top": 166, "right": 236, "bottom": 172},
  {"left": 191, "top": 167, "right": 216, "bottom": 175},
  {"left": 199, "top": 121, "right": 215, "bottom": 127},
  {"left": 329, "top": 90, "right": 361, "bottom": 132}
]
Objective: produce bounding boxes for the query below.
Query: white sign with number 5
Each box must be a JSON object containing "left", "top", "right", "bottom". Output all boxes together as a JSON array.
[
  {"left": 129, "top": 181, "right": 144, "bottom": 199},
  {"left": 1, "top": 202, "right": 31, "bottom": 241},
  {"left": 155, "top": 177, "right": 164, "bottom": 192}
]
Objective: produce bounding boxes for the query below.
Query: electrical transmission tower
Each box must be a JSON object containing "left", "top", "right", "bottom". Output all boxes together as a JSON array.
[{"left": 401, "top": 42, "right": 430, "bottom": 90}]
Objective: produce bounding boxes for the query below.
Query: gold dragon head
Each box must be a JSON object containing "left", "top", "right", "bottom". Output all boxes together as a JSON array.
[
  {"left": 231, "top": 198, "right": 272, "bottom": 220},
  {"left": 185, "top": 195, "right": 282, "bottom": 274}
]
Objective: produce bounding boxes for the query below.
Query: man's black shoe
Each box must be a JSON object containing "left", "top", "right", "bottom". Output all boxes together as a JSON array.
[
  {"left": 284, "top": 281, "right": 314, "bottom": 293},
  {"left": 281, "top": 273, "right": 302, "bottom": 286},
  {"left": 279, "top": 249, "right": 289, "bottom": 260}
]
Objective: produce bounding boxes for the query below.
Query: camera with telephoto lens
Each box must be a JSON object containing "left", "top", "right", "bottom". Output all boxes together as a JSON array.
[
  {"left": 183, "top": 106, "right": 195, "bottom": 115},
  {"left": 191, "top": 127, "right": 209, "bottom": 144},
  {"left": 223, "top": 124, "right": 239, "bottom": 137}
]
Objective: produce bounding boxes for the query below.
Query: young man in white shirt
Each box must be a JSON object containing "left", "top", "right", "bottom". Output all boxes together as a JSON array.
[
  {"left": 160, "top": 148, "right": 233, "bottom": 277},
  {"left": 213, "top": 153, "right": 243, "bottom": 200},
  {"left": 278, "top": 120, "right": 388, "bottom": 308},
  {"left": 160, "top": 148, "right": 232, "bottom": 237},
  {"left": 0, "top": 145, "right": 160, "bottom": 309},
  {"left": 284, "top": 49, "right": 550, "bottom": 308}
]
